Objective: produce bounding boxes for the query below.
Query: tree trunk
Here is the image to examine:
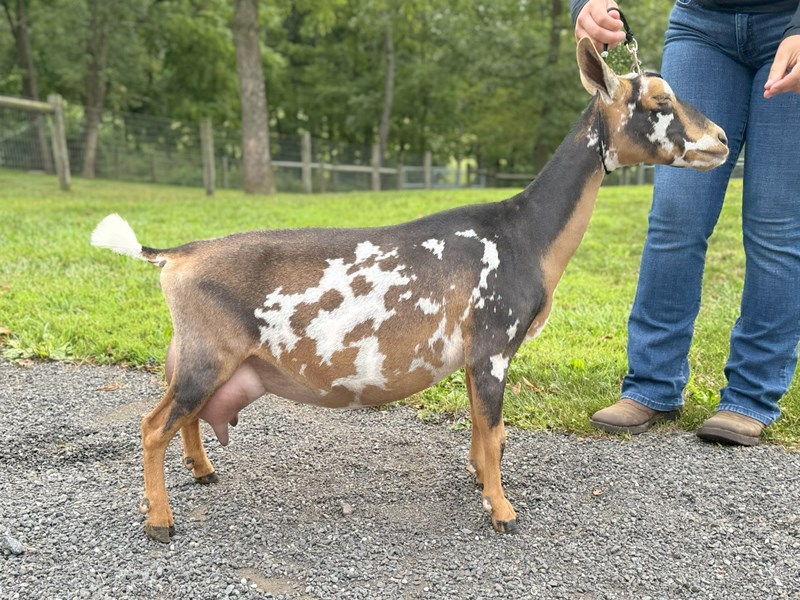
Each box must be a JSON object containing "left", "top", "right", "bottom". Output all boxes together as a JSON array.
[
  {"left": 232, "top": 0, "right": 275, "bottom": 194},
  {"left": 377, "top": 20, "right": 395, "bottom": 163},
  {"left": 3, "top": 0, "right": 53, "bottom": 173},
  {"left": 532, "top": 0, "right": 563, "bottom": 171},
  {"left": 82, "top": 0, "right": 111, "bottom": 179}
]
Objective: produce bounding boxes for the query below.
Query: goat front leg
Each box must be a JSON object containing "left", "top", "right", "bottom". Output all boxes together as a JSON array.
[
  {"left": 465, "top": 362, "right": 516, "bottom": 533},
  {"left": 465, "top": 369, "right": 485, "bottom": 488}
]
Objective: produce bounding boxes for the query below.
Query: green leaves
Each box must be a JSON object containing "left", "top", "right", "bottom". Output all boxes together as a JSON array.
[{"left": 0, "top": 1, "right": 672, "bottom": 182}]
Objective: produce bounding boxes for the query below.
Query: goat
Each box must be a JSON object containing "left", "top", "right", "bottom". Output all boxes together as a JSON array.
[{"left": 91, "top": 38, "right": 728, "bottom": 543}]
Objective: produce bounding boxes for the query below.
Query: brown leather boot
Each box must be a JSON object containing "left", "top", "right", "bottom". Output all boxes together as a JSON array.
[
  {"left": 696, "top": 410, "right": 763, "bottom": 446},
  {"left": 590, "top": 398, "right": 680, "bottom": 435}
]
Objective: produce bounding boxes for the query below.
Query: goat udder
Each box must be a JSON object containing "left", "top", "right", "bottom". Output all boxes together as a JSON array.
[{"left": 198, "top": 363, "right": 266, "bottom": 445}]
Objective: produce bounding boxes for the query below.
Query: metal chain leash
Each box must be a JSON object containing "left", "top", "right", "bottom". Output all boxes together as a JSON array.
[{"left": 601, "top": 7, "right": 642, "bottom": 75}]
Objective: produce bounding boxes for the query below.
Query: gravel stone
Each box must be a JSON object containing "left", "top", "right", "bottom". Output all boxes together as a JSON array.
[
  {"left": 1, "top": 360, "right": 799, "bottom": 599},
  {"left": 1, "top": 532, "right": 24, "bottom": 555}
]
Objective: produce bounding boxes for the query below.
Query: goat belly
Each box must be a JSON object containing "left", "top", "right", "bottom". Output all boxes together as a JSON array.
[{"left": 253, "top": 339, "right": 465, "bottom": 409}]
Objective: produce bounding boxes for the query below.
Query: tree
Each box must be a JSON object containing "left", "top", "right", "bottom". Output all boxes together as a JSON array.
[
  {"left": 81, "top": 0, "right": 111, "bottom": 178},
  {"left": 0, "top": 0, "right": 673, "bottom": 182},
  {"left": 377, "top": 17, "right": 394, "bottom": 164},
  {"left": 232, "top": 0, "right": 275, "bottom": 194},
  {"left": 1, "top": 0, "right": 53, "bottom": 172}
]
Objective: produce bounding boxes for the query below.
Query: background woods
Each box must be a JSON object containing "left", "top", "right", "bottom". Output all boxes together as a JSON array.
[{"left": 0, "top": 0, "right": 672, "bottom": 189}]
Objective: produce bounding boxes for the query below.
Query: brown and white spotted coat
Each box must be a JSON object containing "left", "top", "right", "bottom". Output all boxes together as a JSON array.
[{"left": 91, "top": 38, "right": 728, "bottom": 543}]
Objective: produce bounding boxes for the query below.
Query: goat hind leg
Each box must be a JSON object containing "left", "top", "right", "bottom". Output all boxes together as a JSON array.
[
  {"left": 140, "top": 388, "right": 183, "bottom": 543},
  {"left": 180, "top": 418, "right": 218, "bottom": 484},
  {"left": 142, "top": 342, "right": 234, "bottom": 542},
  {"left": 168, "top": 337, "right": 218, "bottom": 484}
]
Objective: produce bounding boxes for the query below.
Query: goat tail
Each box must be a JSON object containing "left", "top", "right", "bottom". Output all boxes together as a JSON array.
[{"left": 91, "top": 214, "right": 162, "bottom": 265}]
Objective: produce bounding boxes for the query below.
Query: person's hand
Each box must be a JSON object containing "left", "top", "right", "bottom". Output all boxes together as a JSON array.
[
  {"left": 574, "top": 0, "right": 626, "bottom": 53},
  {"left": 764, "top": 34, "right": 800, "bottom": 98}
]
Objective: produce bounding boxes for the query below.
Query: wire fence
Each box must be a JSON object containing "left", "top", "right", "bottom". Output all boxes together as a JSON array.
[
  {"left": 0, "top": 105, "right": 468, "bottom": 192},
  {"left": 0, "top": 102, "right": 742, "bottom": 192}
]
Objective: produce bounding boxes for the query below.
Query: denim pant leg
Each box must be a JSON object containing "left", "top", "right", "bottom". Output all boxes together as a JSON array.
[
  {"left": 621, "top": 5, "right": 750, "bottom": 411},
  {"left": 720, "top": 60, "right": 800, "bottom": 425}
]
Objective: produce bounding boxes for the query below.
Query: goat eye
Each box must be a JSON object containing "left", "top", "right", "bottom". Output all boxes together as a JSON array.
[{"left": 654, "top": 95, "right": 672, "bottom": 106}]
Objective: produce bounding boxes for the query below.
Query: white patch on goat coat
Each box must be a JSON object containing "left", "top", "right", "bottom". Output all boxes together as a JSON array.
[
  {"left": 507, "top": 320, "right": 520, "bottom": 342},
  {"left": 456, "top": 230, "right": 500, "bottom": 310},
  {"left": 586, "top": 129, "right": 599, "bottom": 148},
  {"left": 647, "top": 112, "right": 675, "bottom": 152},
  {"left": 673, "top": 134, "right": 723, "bottom": 168},
  {"left": 415, "top": 297, "right": 441, "bottom": 315},
  {"left": 255, "top": 242, "right": 410, "bottom": 367},
  {"left": 421, "top": 238, "right": 445, "bottom": 260},
  {"left": 405, "top": 313, "right": 465, "bottom": 384},
  {"left": 331, "top": 336, "right": 387, "bottom": 399},
  {"left": 603, "top": 149, "right": 620, "bottom": 172},
  {"left": 427, "top": 316, "right": 465, "bottom": 381},
  {"left": 490, "top": 354, "right": 508, "bottom": 381},
  {"left": 354, "top": 240, "right": 395, "bottom": 263}
]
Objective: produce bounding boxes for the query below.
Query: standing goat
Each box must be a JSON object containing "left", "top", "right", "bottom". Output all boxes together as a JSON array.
[{"left": 92, "top": 38, "right": 728, "bottom": 542}]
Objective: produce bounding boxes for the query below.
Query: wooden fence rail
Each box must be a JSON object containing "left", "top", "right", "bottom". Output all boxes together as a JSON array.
[
  {"left": 0, "top": 94, "right": 70, "bottom": 191},
  {"left": 199, "top": 122, "right": 441, "bottom": 195}
]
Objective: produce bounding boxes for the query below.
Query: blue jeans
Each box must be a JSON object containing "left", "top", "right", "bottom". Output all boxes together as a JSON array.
[{"left": 622, "top": 1, "right": 800, "bottom": 425}]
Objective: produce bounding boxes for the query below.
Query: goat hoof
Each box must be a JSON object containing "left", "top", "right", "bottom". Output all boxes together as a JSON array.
[
  {"left": 492, "top": 518, "right": 518, "bottom": 534},
  {"left": 195, "top": 471, "right": 219, "bottom": 485},
  {"left": 145, "top": 524, "right": 174, "bottom": 543}
]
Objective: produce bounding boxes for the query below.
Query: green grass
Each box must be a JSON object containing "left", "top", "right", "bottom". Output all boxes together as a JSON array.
[{"left": 1, "top": 169, "right": 798, "bottom": 447}]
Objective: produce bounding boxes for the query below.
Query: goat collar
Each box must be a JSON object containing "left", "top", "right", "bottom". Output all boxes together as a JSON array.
[{"left": 595, "top": 110, "right": 613, "bottom": 175}]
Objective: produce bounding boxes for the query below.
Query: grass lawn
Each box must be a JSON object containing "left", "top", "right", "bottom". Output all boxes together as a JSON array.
[{"left": 1, "top": 169, "right": 798, "bottom": 447}]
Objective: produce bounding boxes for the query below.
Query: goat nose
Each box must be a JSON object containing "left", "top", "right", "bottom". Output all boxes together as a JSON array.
[{"left": 718, "top": 131, "right": 728, "bottom": 146}]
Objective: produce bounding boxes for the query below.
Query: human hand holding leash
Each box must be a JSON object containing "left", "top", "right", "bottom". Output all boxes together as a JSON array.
[{"left": 574, "top": 0, "right": 625, "bottom": 53}]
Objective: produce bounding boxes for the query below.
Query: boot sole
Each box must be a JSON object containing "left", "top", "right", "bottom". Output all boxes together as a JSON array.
[
  {"left": 590, "top": 409, "right": 680, "bottom": 435},
  {"left": 696, "top": 426, "right": 760, "bottom": 447}
]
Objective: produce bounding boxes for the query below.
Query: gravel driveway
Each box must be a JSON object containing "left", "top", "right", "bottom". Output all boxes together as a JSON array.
[{"left": 1, "top": 360, "right": 799, "bottom": 599}]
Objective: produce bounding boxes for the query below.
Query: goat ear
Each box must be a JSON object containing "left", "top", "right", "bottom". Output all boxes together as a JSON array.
[{"left": 576, "top": 37, "right": 620, "bottom": 104}]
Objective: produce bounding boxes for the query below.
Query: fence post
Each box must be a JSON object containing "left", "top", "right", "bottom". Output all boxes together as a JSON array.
[
  {"left": 636, "top": 164, "right": 645, "bottom": 185},
  {"left": 222, "top": 155, "right": 229, "bottom": 189},
  {"left": 47, "top": 94, "right": 70, "bottom": 191},
  {"left": 396, "top": 163, "right": 404, "bottom": 189},
  {"left": 423, "top": 151, "right": 432, "bottom": 190},
  {"left": 200, "top": 117, "right": 215, "bottom": 196},
  {"left": 301, "top": 131, "right": 313, "bottom": 193},
  {"left": 371, "top": 142, "right": 381, "bottom": 191}
]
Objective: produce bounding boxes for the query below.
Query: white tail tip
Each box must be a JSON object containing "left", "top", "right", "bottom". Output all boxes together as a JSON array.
[{"left": 91, "top": 214, "right": 143, "bottom": 259}]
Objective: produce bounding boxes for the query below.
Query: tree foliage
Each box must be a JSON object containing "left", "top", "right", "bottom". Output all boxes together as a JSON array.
[{"left": 0, "top": 0, "right": 672, "bottom": 173}]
